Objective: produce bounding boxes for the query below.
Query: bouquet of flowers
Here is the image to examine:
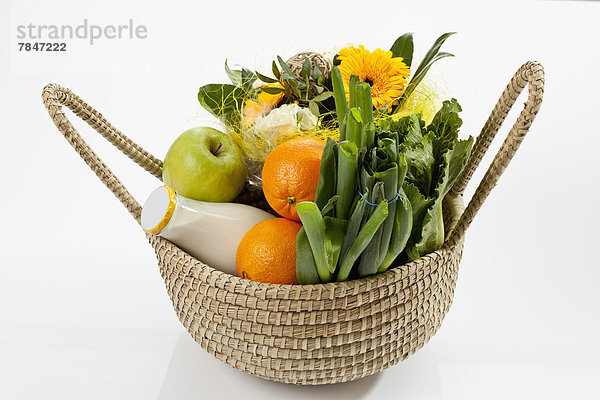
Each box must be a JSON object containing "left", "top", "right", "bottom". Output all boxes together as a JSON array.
[
  {"left": 160, "top": 32, "right": 474, "bottom": 285},
  {"left": 198, "top": 33, "right": 458, "bottom": 163}
]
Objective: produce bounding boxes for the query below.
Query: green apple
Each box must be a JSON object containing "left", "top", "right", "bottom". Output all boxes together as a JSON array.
[{"left": 162, "top": 127, "right": 247, "bottom": 202}]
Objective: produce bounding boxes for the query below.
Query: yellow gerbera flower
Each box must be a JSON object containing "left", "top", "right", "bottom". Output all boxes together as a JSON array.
[{"left": 337, "top": 45, "right": 410, "bottom": 111}]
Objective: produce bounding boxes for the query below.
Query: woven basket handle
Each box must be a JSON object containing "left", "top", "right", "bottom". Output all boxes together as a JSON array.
[
  {"left": 42, "top": 84, "right": 163, "bottom": 224},
  {"left": 445, "top": 61, "right": 545, "bottom": 247}
]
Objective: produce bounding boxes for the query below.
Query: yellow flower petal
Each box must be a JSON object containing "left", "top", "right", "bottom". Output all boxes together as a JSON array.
[{"left": 337, "top": 45, "right": 410, "bottom": 112}]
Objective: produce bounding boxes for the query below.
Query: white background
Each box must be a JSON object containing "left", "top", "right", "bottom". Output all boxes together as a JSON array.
[{"left": 1, "top": 0, "right": 599, "bottom": 399}]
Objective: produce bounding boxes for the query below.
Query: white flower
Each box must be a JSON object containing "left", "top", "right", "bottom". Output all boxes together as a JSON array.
[
  {"left": 254, "top": 104, "right": 318, "bottom": 136},
  {"left": 297, "top": 107, "right": 318, "bottom": 131},
  {"left": 254, "top": 104, "right": 297, "bottom": 136}
]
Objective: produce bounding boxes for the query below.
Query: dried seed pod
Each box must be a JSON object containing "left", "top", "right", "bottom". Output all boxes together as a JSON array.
[{"left": 286, "top": 52, "right": 332, "bottom": 82}]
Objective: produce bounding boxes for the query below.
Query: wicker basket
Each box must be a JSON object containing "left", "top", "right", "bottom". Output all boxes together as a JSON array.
[{"left": 42, "top": 61, "right": 544, "bottom": 385}]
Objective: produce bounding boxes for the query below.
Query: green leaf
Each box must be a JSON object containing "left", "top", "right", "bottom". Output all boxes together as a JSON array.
[
  {"left": 197, "top": 84, "right": 244, "bottom": 118},
  {"left": 357, "top": 182, "right": 386, "bottom": 277},
  {"left": 390, "top": 32, "right": 414, "bottom": 67},
  {"left": 339, "top": 112, "right": 348, "bottom": 142},
  {"left": 224, "top": 60, "right": 242, "bottom": 86},
  {"left": 324, "top": 217, "right": 348, "bottom": 273},
  {"left": 393, "top": 32, "right": 456, "bottom": 113},
  {"left": 301, "top": 56, "right": 312, "bottom": 83},
  {"left": 396, "top": 52, "right": 454, "bottom": 113},
  {"left": 296, "top": 201, "right": 332, "bottom": 282},
  {"left": 315, "top": 138, "right": 338, "bottom": 211},
  {"left": 428, "top": 98, "right": 463, "bottom": 144},
  {"left": 402, "top": 114, "right": 427, "bottom": 146},
  {"left": 346, "top": 108, "right": 363, "bottom": 147},
  {"left": 378, "top": 138, "right": 398, "bottom": 167},
  {"left": 380, "top": 99, "right": 473, "bottom": 259},
  {"left": 418, "top": 139, "right": 462, "bottom": 253},
  {"left": 348, "top": 74, "right": 360, "bottom": 108},
  {"left": 272, "top": 61, "right": 281, "bottom": 80},
  {"left": 290, "top": 81, "right": 301, "bottom": 99},
  {"left": 378, "top": 113, "right": 425, "bottom": 145},
  {"left": 317, "top": 74, "right": 326, "bottom": 86},
  {"left": 360, "top": 157, "right": 376, "bottom": 195},
  {"left": 397, "top": 152, "right": 408, "bottom": 187},
  {"left": 333, "top": 54, "right": 341, "bottom": 66},
  {"left": 356, "top": 82, "right": 374, "bottom": 128},
  {"left": 403, "top": 141, "right": 469, "bottom": 255},
  {"left": 261, "top": 86, "right": 285, "bottom": 94},
  {"left": 296, "top": 228, "right": 320, "bottom": 284},
  {"left": 413, "top": 32, "right": 456, "bottom": 78},
  {"left": 308, "top": 100, "right": 319, "bottom": 117},
  {"left": 241, "top": 68, "right": 257, "bottom": 93},
  {"left": 373, "top": 163, "right": 399, "bottom": 268},
  {"left": 255, "top": 71, "right": 278, "bottom": 84},
  {"left": 416, "top": 200, "right": 444, "bottom": 257},
  {"left": 402, "top": 182, "right": 435, "bottom": 260},
  {"left": 404, "top": 131, "right": 436, "bottom": 197},
  {"left": 277, "top": 55, "right": 295, "bottom": 78},
  {"left": 320, "top": 195, "right": 340, "bottom": 216},
  {"left": 444, "top": 137, "right": 474, "bottom": 196},
  {"left": 311, "top": 91, "right": 333, "bottom": 102},
  {"left": 406, "top": 246, "right": 420, "bottom": 261},
  {"left": 379, "top": 191, "right": 412, "bottom": 271},
  {"left": 281, "top": 78, "right": 300, "bottom": 98},
  {"left": 337, "top": 200, "right": 388, "bottom": 281},
  {"left": 433, "top": 136, "right": 473, "bottom": 206},
  {"left": 313, "top": 64, "right": 323, "bottom": 81},
  {"left": 336, "top": 141, "right": 359, "bottom": 220},
  {"left": 339, "top": 192, "right": 368, "bottom": 263},
  {"left": 408, "top": 135, "right": 474, "bottom": 257},
  {"left": 362, "top": 122, "right": 375, "bottom": 151},
  {"left": 331, "top": 67, "right": 348, "bottom": 127}
]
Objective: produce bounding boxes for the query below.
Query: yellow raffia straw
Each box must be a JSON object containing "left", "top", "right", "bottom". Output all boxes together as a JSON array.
[
  {"left": 228, "top": 75, "right": 445, "bottom": 163},
  {"left": 389, "top": 78, "right": 445, "bottom": 124},
  {"left": 230, "top": 124, "right": 339, "bottom": 163}
]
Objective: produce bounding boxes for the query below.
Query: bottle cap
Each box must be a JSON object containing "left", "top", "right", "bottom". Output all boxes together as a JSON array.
[{"left": 141, "top": 186, "right": 177, "bottom": 234}]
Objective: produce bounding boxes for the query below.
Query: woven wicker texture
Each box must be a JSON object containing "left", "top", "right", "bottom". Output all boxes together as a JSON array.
[
  {"left": 286, "top": 52, "right": 332, "bottom": 82},
  {"left": 42, "top": 61, "right": 544, "bottom": 385}
]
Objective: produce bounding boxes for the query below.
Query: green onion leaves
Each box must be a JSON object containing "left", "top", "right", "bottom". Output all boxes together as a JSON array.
[{"left": 295, "top": 37, "right": 472, "bottom": 283}]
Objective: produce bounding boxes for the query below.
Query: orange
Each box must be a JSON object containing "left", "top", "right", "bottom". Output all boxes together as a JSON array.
[
  {"left": 262, "top": 137, "right": 326, "bottom": 221},
  {"left": 236, "top": 218, "right": 301, "bottom": 284}
]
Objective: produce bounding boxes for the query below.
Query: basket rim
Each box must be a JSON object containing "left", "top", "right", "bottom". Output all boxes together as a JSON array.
[{"left": 150, "top": 193, "right": 465, "bottom": 294}]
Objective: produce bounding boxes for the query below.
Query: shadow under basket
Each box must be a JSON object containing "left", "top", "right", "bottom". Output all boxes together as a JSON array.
[{"left": 42, "top": 61, "right": 544, "bottom": 385}]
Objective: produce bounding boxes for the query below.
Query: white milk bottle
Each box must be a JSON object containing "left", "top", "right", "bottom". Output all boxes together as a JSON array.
[{"left": 141, "top": 186, "right": 273, "bottom": 276}]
